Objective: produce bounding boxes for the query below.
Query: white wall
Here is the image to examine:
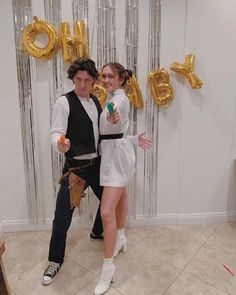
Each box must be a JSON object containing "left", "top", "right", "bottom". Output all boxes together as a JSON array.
[
  {"left": 179, "top": 0, "right": 236, "bottom": 214},
  {"left": 157, "top": 0, "right": 236, "bottom": 221},
  {"left": 1, "top": 0, "right": 236, "bottom": 232},
  {"left": 157, "top": 0, "right": 186, "bottom": 215},
  {"left": 0, "top": 0, "right": 28, "bottom": 223}
]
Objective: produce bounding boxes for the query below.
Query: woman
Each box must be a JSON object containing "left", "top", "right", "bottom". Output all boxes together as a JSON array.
[{"left": 94, "top": 62, "right": 151, "bottom": 295}]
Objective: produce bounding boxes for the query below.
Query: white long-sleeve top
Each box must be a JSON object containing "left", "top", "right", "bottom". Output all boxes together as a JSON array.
[
  {"left": 99, "top": 88, "right": 137, "bottom": 186},
  {"left": 50, "top": 94, "right": 99, "bottom": 160}
]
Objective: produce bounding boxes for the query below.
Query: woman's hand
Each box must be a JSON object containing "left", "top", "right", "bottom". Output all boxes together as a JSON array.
[
  {"left": 138, "top": 132, "right": 152, "bottom": 150},
  {"left": 57, "top": 135, "right": 70, "bottom": 153},
  {"left": 107, "top": 104, "right": 120, "bottom": 124}
]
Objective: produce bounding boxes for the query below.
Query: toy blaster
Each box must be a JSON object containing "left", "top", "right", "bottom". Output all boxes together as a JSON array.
[
  {"left": 59, "top": 134, "right": 66, "bottom": 144},
  {"left": 107, "top": 102, "right": 114, "bottom": 114}
]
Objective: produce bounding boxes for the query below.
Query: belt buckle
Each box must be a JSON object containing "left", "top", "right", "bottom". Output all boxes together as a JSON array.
[{"left": 89, "top": 159, "right": 93, "bottom": 165}]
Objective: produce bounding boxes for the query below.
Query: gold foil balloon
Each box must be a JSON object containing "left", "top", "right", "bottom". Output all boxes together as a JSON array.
[
  {"left": 22, "top": 16, "right": 59, "bottom": 59},
  {"left": 91, "top": 84, "right": 107, "bottom": 106},
  {"left": 59, "top": 21, "right": 89, "bottom": 62},
  {"left": 59, "top": 22, "right": 74, "bottom": 63},
  {"left": 170, "top": 54, "right": 203, "bottom": 89},
  {"left": 125, "top": 75, "right": 144, "bottom": 109},
  {"left": 74, "top": 21, "right": 89, "bottom": 59},
  {"left": 148, "top": 68, "right": 173, "bottom": 107}
]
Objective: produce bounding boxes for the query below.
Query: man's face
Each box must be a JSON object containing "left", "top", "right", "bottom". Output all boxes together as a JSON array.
[{"left": 73, "top": 70, "right": 95, "bottom": 98}]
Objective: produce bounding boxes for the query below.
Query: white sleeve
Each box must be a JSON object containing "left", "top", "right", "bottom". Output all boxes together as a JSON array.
[
  {"left": 113, "top": 94, "right": 126, "bottom": 114},
  {"left": 127, "top": 135, "right": 138, "bottom": 147},
  {"left": 50, "top": 96, "right": 69, "bottom": 153}
]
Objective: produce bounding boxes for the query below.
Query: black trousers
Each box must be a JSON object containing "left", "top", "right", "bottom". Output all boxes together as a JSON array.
[{"left": 48, "top": 157, "right": 103, "bottom": 264}]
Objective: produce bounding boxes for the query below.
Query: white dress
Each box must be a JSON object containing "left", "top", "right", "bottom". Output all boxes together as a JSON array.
[{"left": 99, "top": 88, "right": 136, "bottom": 187}]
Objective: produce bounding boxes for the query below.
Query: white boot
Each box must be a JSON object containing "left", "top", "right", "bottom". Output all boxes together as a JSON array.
[
  {"left": 113, "top": 229, "right": 128, "bottom": 258},
  {"left": 94, "top": 257, "right": 116, "bottom": 295}
]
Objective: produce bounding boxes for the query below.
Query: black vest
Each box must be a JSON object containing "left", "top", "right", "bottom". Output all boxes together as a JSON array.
[{"left": 64, "top": 90, "right": 102, "bottom": 158}]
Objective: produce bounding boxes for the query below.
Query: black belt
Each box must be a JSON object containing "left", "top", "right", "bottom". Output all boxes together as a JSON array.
[
  {"left": 67, "top": 157, "right": 100, "bottom": 166},
  {"left": 100, "top": 133, "right": 123, "bottom": 140}
]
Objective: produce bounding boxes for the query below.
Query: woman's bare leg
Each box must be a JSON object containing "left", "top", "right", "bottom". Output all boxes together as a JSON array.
[
  {"left": 116, "top": 187, "right": 128, "bottom": 230},
  {"left": 101, "top": 186, "right": 125, "bottom": 258}
]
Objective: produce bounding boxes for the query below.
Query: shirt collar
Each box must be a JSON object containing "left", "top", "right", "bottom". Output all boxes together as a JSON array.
[
  {"left": 108, "top": 88, "right": 125, "bottom": 99},
  {"left": 79, "top": 97, "right": 90, "bottom": 102},
  {"left": 74, "top": 92, "right": 90, "bottom": 102}
]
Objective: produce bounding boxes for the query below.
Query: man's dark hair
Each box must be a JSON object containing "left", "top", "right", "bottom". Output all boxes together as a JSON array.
[{"left": 67, "top": 58, "right": 99, "bottom": 80}]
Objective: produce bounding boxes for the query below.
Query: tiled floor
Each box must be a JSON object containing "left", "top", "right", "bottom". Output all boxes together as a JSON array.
[{"left": 2, "top": 223, "right": 236, "bottom": 294}]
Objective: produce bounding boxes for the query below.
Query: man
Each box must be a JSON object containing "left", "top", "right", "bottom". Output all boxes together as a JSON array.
[{"left": 42, "top": 58, "right": 104, "bottom": 286}]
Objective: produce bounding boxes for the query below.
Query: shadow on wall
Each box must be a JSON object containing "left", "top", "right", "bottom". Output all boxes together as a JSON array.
[{"left": 227, "top": 159, "right": 236, "bottom": 217}]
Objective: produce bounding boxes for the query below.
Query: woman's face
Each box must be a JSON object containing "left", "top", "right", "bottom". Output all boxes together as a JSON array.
[{"left": 101, "top": 66, "right": 123, "bottom": 93}]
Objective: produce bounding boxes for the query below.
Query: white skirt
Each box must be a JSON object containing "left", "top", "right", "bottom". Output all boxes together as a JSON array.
[{"left": 100, "top": 138, "right": 135, "bottom": 187}]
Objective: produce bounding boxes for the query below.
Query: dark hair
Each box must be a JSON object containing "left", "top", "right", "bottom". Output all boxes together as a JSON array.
[
  {"left": 102, "top": 62, "right": 132, "bottom": 86},
  {"left": 67, "top": 58, "right": 99, "bottom": 80}
]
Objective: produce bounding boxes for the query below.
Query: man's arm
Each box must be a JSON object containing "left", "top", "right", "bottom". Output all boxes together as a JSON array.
[{"left": 50, "top": 96, "right": 70, "bottom": 153}]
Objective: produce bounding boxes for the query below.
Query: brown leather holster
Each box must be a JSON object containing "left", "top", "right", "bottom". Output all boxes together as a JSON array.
[
  {"left": 59, "top": 165, "right": 88, "bottom": 209},
  {"left": 68, "top": 172, "right": 86, "bottom": 209}
]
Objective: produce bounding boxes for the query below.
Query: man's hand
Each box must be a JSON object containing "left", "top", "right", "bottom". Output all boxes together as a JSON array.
[
  {"left": 138, "top": 132, "right": 152, "bottom": 150},
  {"left": 57, "top": 134, "right": 70, "bottom": 153}
]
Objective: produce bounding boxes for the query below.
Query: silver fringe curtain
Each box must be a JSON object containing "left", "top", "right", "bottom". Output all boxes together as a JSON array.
[
  {"left": 73, "top": 0, "right": 89, "bottom": 24},
  {"left": 11, "top": 0, "right": 161, "bottom": 224},
  {"left": 44, "top": 0, "right": 64, "bottom": 198},
  {"left": 96, "top": 0, "right": 117, "bottom": 69},
  {"left": 12, "top": 0, "right": 45, "bottom": 223},
  {"left": 143, "top": 0, "right": 161, "bottom": 217},
  {"left": 125, "top": 0, "right": 139, "bottom": 218}
]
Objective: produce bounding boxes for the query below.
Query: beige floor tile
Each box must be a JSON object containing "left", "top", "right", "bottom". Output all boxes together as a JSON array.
[
  {"left": 75, "top": 278, "right": 123, "bottom": 295},
  {"left": 165, "top": 272, "right": 227, "bottom": 295},
  {"left": 125, "top": 226, "right": 153, "bottom": 246},
  {"left": 207, "top": 223, "right": 236, "bottom": 255},
  {"left": 165, "top": 224, "right": 217, "bottom": 240},
  {"left": 3, "top": 230, "right": 50, "bottom": 244},
  {"left": 114, "top": 246, "right": 180, "bottom": 295},
  {"left": 66, "top": 228, "right": 93, "bottom": 247},
  {"left": 134, "top": 225, "right": 208, "bottom": 270},
  {"left": 185, "top": 242, "right": 236, "bottom": 295},
  {"left": 126, "top": 224, "right": 215, "bottom": 248},
  {"left": 10, "top": 258, "right": 95, "bottom": 295},
  {"left": 33, "top": 230, "right": 52, "bottom": 243},
  {"left": 2, "top": 234, "right": 49, "bottom": 280},
  {"left": 66, "top": 231, "right": 104, "bottom": 275},
  {"left": 3, "top": 224, "right": 236, "bottom": 295}
]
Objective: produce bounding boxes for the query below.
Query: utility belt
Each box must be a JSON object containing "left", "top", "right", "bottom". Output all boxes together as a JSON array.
[
  {"left": 68, "top": 157, "right": 100, "bottom": 167},
  {"left": 59, "top": 157, "right": 100, "bottom": 209}
]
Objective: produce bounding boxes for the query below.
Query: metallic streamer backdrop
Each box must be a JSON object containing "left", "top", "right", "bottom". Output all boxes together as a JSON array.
[
  {"left": 12, "top": 0, "right": 161, "bottom": 224},
  {"left": 12, "top": 0, "right": 45, "bottom": 223},
  {"left": 125, "top": 0, "right": 139, "bottom": 219},
  {"left": 96, "top": 0, "right": 117, "bottom": 70},
  {"left": 44, "top": 0, "right": 64, "bottom": 199},
  {"left": 143, "top": 0, "right": 161, "bottom": 217}
]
